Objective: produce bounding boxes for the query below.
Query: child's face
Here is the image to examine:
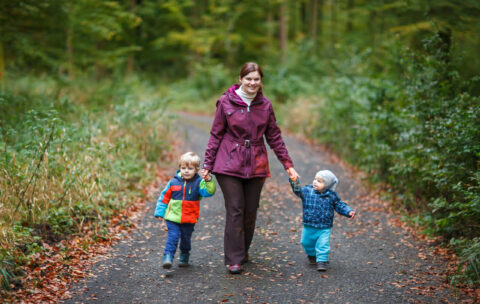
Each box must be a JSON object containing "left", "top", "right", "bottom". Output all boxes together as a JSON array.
[
  {"left": 180, "top": 163, "right": 197, "bottom": 180},
  {"left": 313, "top": 177, "right": 326, "bottom": 192}
]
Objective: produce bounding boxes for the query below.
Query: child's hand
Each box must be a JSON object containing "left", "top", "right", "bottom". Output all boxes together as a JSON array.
[
  {"left": 201, "top": 169, "right": 211, "bottom": 181},
  {"left": 348, "top": 211, "right": 356, "bottom": 219},
  {"left": 159, "top": 219, "right": 168, "bottom": 231}
]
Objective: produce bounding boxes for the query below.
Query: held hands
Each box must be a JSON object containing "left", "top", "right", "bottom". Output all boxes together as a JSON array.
[
  {"left": 286, "top": 167, "right": 300, "bottom": 181},
  {"left": 201, "top": 169, "right": 212, "bottom": 181},
  {"left": 348, "top": 211, "right": 356, "bottom": 219}
]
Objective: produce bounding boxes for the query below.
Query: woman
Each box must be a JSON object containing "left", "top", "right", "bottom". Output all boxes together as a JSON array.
[{"left": 202, "top": 62, "right": 299, "bottom": 274}]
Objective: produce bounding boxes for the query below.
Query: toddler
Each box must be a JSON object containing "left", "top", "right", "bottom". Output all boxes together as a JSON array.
[
  {"left": 154, "top": 152, "right": 216, "bottom": 268},
  {"left": 290, "top": 170, "right": 355, "bottom": 271}
]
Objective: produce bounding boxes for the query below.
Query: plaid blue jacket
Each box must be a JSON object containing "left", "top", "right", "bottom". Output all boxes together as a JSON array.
[{"left": 290, "top": 178, "right": 353, "bottom": 229}]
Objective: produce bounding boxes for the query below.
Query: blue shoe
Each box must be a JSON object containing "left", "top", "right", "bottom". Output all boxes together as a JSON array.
[
  {"left": 162, "top": 254, "right": 173, "bottom": 269},
  {"left": 178, "top": 253, "right": 190, "bottom": 267},
  {"left": 316, "top": 261, "right": 329, "bottom": 271}
]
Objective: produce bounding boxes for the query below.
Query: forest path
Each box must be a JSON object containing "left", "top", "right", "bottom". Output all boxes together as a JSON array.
[{"left": 64, "top": 112, "right": 459, "bottom": 304}]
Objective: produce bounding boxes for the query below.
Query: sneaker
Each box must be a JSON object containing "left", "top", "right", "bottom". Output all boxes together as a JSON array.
[
  {"left": 178, "top": 252, "right": 190, "bottom": 267},
  {"left": 307, "top": 255, "right": 316, "bottom": 265},
  {"left": 162, "top": 254, "right": 173, "bottom": 269},
  {"left": 316, "top": 261, "right": 329, "bottom": 272},
  {"left": 228, "top": 264, "right": 242, "bottom": 274}
]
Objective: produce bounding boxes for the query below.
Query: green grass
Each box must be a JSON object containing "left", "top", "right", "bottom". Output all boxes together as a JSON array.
[{"left": 0, "top": 74, "right": 172, "bottom": 291}]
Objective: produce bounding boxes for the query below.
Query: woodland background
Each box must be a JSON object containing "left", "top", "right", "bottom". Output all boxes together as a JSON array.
[{"left": 0, "top": 0, "right": 479, "bottom": 294}]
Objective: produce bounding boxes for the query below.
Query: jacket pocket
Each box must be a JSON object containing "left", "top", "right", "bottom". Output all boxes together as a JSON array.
[
  {"left": 224, "top": 107, "right": 245, "bottom": 129},
  {"left": 225, "top": 144, "right": 239, "bottom": 167},
  {"left": 253, "top": 145, "right": 268, "bottom": 174},
  {"left": 214, "top": 140, "right": 243, "bottom": 175}
]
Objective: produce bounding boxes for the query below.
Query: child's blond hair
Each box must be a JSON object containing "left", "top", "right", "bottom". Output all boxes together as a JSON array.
[{"left": 178, "top": 152, "right": 201, "bottom": 172}]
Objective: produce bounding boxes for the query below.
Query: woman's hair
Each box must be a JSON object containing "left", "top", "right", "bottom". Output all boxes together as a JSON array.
[
  {"left": 178, "top": 152, "right": 201, "bottom": 171},
  {"left": 239, "top": 62, "right": 263, "bottom": 79}
]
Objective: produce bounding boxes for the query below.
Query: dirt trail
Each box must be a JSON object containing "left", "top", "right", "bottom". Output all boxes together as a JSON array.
[{"left": 64, "top": 112, "right": 463, "bottom": 303}]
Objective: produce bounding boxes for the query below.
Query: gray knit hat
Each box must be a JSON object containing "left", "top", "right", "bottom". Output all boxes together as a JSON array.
[{"left": 314, "top": 170, "right": 338, "bottom": 191}]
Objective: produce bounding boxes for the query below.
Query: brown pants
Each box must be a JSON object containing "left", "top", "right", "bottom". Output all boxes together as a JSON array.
[{"left": 215, "top": 174, "right": 266, "bottom": 265}]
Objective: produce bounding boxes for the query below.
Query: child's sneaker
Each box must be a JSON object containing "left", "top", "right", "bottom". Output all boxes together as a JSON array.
[
  {"left": 162, "top": 254, "right": 173, "bottom": 269},
  {"left": 316, "top": 261, "right": 329, "bottom": 271},
  {"left": 307, "top": 255, "right": 316, "bottom": 265},
  {"left": 178, "top": 252, "right": 190, "bottom": 267}
]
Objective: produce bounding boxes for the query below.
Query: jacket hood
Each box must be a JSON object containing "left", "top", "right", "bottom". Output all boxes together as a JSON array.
[
  {"left": 315, "top": 170, "right": 338, "bottom": 191},
  {"left": 225, "top": 84, "right": 266, "bottom": 106}
]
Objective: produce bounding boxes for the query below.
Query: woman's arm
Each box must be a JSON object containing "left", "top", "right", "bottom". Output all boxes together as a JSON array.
[
  {"left": 264, "top": 103, "right": 296, "bottom": 177},
  {"left": 203, "top": 98, "right": 227, "bottom": 171}
]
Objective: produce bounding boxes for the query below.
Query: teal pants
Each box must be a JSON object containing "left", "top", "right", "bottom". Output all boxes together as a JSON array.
[{"left": 301, "top": 225, "right": 331, "bottom": 262}]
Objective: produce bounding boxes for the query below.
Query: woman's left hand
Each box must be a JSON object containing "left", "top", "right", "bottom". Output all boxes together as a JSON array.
[{"left": 286, "top": 167, "right": 300, "bottom": 181}]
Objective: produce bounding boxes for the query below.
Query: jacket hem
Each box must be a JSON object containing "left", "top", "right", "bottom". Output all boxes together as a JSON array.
[{"left": 212, "top": 171, "right": 270, "bottom": 179}]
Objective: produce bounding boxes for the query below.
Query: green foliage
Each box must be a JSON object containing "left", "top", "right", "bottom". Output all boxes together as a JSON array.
[
  {"left": 450, "top": 238, "right": 480, "bottom": 287},
  {"left": 277, "top": 33, "right": 479, "bottom": 286},
  {"left": 0, "top": 76, "right": 171, "bottom": 290},
  {"left": 2, "top": 0, "right": 479, "bottom": 289}
]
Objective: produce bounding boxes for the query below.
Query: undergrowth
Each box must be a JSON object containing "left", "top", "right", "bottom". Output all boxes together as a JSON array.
[{"left": 0, "top": 75, "right": 172, "bottom": 291}]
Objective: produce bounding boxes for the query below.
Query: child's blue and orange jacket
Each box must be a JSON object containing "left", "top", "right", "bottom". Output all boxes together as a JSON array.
[
  {"left": 154, "top": 171, "right": 216, "bottom": 224},
  {"left": 289, "top": 178, "right": 353, "bottom": 229}
]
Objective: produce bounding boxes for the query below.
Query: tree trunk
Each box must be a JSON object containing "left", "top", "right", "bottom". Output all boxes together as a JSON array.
[
  {"left": 126, "top": 0, "right": 138, "bottom": 75},
  {"left": 66, "top": 26, "right": 74, "bottom": 80},
  {"left": 318, "top": 0, "right": 324, "bottom": 38},
  {"left": 310, "top": 0, "right": 318, "bottom": 43},
  {"left": 279, "top": 0, "right": 288, "bottom": 62},
  {"left": 0, "top": 42, "right": 4, "bottom": 88},
  {"left": 267, "top": 7, "right": 274, "bottom": 44},
  {"left": 368, "top": 10, "right": 376, "bottom": 50},
  {"left": 330, "top": 0, "right": 336, "bottom": 47},
  {"left": 95, "top": 41, "right": 106, "bottom": 80},
  {"left": 346, "top": 0, "right": 354, "bottom": 32}
]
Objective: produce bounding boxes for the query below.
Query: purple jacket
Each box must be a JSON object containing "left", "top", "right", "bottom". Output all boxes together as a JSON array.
[{"left": 204, "top": 84, "right": 294, "bottom": 179}]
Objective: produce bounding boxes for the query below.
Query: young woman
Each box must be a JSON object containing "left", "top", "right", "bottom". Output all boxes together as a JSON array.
[{"left": 202, "top": 62, "right": 299, "bottom": 274}]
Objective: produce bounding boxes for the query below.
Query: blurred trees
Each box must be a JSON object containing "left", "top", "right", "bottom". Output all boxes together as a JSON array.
[
  {"left": 1, "top": 0, "right": 478, "bottom": 85},
  {"left": 1, "top": 0, "right": 479, "bottom": 287}
]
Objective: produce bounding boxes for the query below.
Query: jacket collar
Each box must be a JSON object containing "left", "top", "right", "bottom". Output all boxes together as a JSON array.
[
  {"left": 174, "top": 170, "right": 200, "bottom": 182},
  {"left": 226, "top": 84, "right": 265, "bottom": 107}
]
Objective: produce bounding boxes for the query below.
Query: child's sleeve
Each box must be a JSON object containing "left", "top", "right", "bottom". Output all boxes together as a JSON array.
[
  {"left": 154, "top": 180, "right": 173, "bottom": 218},
  {"left": 289, "top": 178, "right": 304, "bottom": 199},
  {"left": 199, "top": 179, "right": 216, "bottom": 198},
  {"left": 332, "top": 192, "right": 354, "bottom": 217}
]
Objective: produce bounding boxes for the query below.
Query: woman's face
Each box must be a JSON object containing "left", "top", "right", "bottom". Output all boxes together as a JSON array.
[{"left": 239, "top": 71, "right": 262, "bottom": 95}]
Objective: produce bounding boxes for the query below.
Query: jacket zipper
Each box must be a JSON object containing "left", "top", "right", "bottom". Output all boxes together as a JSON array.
[
  {"left": 246, "top": 105, "right": 252, "bottom": 178},
  {"left": 165, "top": 180, "right": 187, "bottom": 218},
  {"left": 183, "top": 180, "right": 186, "bottom": 201}
]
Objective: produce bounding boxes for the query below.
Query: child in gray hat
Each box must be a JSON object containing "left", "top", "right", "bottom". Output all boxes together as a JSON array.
[{"left": 289, "top": 170, "right": 356, "bottom": 271}]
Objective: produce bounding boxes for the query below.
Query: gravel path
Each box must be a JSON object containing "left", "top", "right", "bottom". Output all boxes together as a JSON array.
[{"left": 64, "top": 112, "right": 463, "bottom": 304}]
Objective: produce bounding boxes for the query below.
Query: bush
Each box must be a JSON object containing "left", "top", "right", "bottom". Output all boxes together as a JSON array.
[
  {"left": 0, "top": 76, "right": 171, "bottom": 290},
  {"left": 277, "top": 34, "right": 480, "bottom": 286}
]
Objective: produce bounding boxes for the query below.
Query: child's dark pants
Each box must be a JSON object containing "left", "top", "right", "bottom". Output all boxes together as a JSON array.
[
  {"left": 164, "top": 220, "right": 195, "bottom": 256},
  {"left": 216, "top": 174, "right": 266, "bottom": 265}
]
